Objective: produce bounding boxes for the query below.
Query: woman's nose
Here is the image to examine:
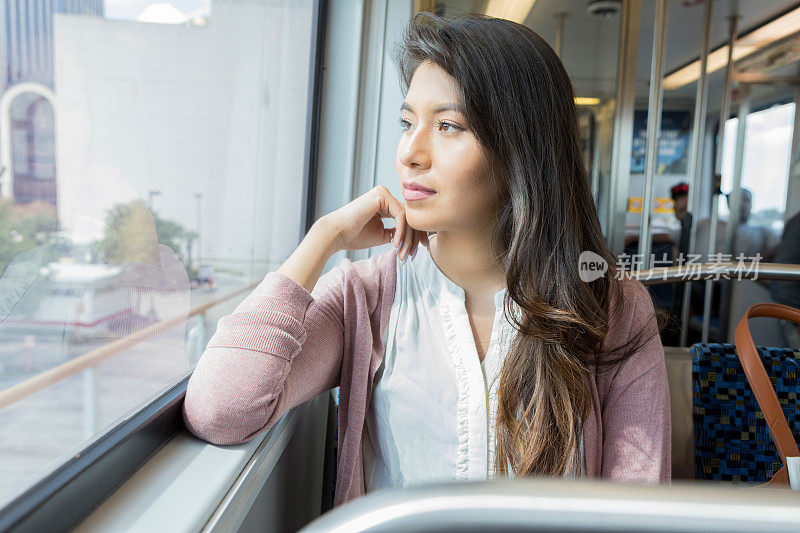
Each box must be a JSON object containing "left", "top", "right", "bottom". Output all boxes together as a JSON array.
[{"left": 399, "top": 126, "right": 432, "bottom": 169}]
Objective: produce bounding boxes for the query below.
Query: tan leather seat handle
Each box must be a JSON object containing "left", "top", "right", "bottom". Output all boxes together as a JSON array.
[{"left": 734, "top": 303, "right": 800, "bottom": 466}]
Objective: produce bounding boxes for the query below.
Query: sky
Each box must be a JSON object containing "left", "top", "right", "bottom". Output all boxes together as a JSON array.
[{"left": 104, "top": 0, "right": 211, "bottom": 23}]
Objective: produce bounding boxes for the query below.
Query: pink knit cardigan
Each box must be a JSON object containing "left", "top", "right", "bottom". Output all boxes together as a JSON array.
[{"left": 182, "top": 247, "right": 671, "bottom": 508}]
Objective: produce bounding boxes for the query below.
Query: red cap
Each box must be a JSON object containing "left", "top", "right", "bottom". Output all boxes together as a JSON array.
[{"left": 670, "top": 182, "right": 689, "bottom": 197}]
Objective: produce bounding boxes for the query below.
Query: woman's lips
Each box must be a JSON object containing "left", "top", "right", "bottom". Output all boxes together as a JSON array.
[{"left": 403, "top": 188, "right": 435, "bottom": 201}]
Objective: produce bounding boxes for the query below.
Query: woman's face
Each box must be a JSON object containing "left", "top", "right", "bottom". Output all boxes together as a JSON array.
[{"left": 396, "top": 60, "right": 499, "bottom": 233}]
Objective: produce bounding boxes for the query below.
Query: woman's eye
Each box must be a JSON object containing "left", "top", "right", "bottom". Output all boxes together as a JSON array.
[
  {"left": 398, "top": 118, "right": 462, "bottom": 133},
  {"left": 437, "top": 120, "right": 462, "bottom": 133}
]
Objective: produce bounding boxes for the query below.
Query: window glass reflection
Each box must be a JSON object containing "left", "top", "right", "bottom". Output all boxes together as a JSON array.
[{"left": 0, "top": 0, "right": 314, "bottom": 508}]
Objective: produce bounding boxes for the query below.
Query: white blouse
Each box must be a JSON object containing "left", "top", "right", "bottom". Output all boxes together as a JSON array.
[{"left": 363, "top": 243, "right": 584, "bottom": 493}]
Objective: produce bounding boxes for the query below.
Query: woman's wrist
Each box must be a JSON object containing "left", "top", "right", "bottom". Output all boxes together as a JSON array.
[{"left": 309, "top": 215, "right": 342, "bottom": 258}]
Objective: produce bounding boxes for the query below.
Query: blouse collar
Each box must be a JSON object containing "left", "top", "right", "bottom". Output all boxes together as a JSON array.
[{"left": 410, "top": 243, "right": 508, "bottom": 311}]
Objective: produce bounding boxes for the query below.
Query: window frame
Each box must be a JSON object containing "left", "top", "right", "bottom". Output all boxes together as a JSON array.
[{"left": 0, "top": 0, "right": 328, "bottom": 528}]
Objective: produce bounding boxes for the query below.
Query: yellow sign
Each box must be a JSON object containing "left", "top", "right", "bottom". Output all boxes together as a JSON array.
[
  {"left": 654, "top": 197, "right": 675, "bottom": 214},
  {"left": 628, "top": 197, "right": 675, "bottom": 214},
  {"left": 628, "top": 197, "right": 642, "bottom": 212}
]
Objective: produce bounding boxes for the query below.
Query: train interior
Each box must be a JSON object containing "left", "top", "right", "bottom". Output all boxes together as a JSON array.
[{"left": 0, "top": 0, "right": 799, "bottom": 531}]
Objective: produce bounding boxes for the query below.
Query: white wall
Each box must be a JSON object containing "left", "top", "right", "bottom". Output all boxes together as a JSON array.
[{"left": 54, "top": 0, "right": 314, "bottom": 277}]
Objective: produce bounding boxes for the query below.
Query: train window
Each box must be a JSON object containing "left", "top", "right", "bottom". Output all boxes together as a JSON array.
[
  {"left": 0, "top": 0, "right": 319, "bottom": 513},
  {"left": 719, "top": 101, "right": 796, "bottom": 236}
]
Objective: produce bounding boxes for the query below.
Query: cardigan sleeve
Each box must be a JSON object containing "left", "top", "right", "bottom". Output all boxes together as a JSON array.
[
  {"left": 182, "top": 250, "right": 393, "bottom": 445},
  {"left": 599, "top": 278, "right": 672, "bottom": 483}
]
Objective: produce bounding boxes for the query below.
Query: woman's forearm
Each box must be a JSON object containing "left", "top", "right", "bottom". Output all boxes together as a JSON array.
[{"left": 276, "top": 217, "right": 340, "bottom": 294}]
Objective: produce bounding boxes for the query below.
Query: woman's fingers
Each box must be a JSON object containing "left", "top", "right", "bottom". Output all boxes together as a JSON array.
[
  {"left": 397, "top": 212, "right": 408, "bottom": 251},
  {"left": 403, "top": 218, "right": 415, "bottom": 259},
  {"left": 410, "top": 230, "right": 420, "bottom": 257},
  {"left": 371, "top": 186, "right": 431, "bottom": 259},
  {"left": 374, "top": 187, "right": 407, "bottom": 250},
  {"left": 419, "top": 230, "right": 429, "bottom": 249}
]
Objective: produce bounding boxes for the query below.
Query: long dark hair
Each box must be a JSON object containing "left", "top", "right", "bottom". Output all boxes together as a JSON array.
[{"left": 393, "top": 12, "right": 660, "bottom": 477}]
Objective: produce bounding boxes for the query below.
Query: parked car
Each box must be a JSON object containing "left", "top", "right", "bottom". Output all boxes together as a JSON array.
[{"left": 190, "top": 263, "right": 214, "bottom": 290}]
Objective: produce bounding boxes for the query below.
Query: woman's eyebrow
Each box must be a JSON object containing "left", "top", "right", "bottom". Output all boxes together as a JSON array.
[{"left": 400, "top": 101, "right": 465, "bottom": 114}]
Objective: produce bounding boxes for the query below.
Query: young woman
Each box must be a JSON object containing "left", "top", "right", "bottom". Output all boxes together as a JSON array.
[{"left": 183, "top": 12, "right": 670, "bottom": 508}]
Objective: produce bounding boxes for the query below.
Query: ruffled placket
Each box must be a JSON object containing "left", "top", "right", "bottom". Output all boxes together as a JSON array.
[
  {"left": 484, "top": 289, "right": 510, "bottom": 479},
  {"left": 437, "top": 271, "right": 508, "bottom": 481},
  {"left": 438, "top": 281, "right": 480, "bottom": 480}
]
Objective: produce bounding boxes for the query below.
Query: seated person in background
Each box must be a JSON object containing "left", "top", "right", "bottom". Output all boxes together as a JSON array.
[
  {"left": 667, "top": 182, "right": 692, "bottom": 262},
  {"left": 663, "top": 182, "right": 691, "bottom": 345},
  {"left": 768, "top": 210, "right": 800, "bottom": 347},
  {"left": 689, "top": 189, "right": 778, "bottom": 341},
  {"left": 693, "top": 189, "right": 778, "bottom": 262},
  {"left": 621, "top": 185, "right": 690, "bottom": 328}
]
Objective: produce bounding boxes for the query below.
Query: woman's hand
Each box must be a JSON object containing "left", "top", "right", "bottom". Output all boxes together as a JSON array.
[{"left": 320, "top": 185, "right": 429, "bottom": 260}]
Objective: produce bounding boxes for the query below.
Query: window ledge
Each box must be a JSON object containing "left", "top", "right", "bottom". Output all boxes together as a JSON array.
[{"left": 74, "top": 402, "right": 305, "bottom": 532}]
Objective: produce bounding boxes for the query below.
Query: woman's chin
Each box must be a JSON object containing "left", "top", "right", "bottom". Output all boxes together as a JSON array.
[{"left": 404, "top": 216, "right": 435, "bottom": 234}]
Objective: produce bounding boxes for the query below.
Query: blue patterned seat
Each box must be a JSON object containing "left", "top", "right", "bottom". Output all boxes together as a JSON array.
[{"left": 692, "top": 342, "right": 800, "bottom": 482}]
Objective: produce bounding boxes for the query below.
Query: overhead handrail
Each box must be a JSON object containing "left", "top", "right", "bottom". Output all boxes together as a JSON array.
[{"left": 0, "top": 280, "right": 260, "bottom": 410}]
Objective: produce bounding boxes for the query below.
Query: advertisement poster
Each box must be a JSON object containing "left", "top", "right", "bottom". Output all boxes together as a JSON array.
[{"left": 631, "top": 110, "right": 691, "bottom": 174}]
